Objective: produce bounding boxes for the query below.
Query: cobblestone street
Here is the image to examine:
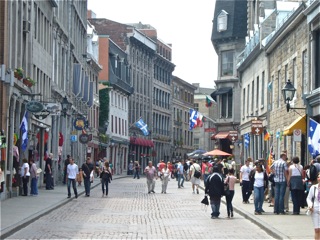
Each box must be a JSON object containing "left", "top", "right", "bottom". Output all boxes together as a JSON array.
[{"left": 8, "top": 178, "right": 274, "bottom": 239}]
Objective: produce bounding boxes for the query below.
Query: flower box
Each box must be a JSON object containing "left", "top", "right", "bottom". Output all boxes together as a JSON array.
[
  {"left": 23, "top": 77, "right": 36, "bottom": 87},
  {"left": 14, "top": 68, "right": 24, "bottom": 80}
]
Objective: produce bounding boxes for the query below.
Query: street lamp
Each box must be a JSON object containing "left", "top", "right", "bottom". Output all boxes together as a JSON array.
[
  {"left": 282, "top": 80, "right": 306, "bottom": 112},
  {"left": 282, "top": 80, "right": 296, "bottom": 112},
  {"left": 61, "top": 96, "right": 71, "bottom": 117}
]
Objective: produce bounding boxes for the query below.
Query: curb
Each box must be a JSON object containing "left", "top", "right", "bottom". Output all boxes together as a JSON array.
[
  {"left": 0, "top": 175, "right": 129, "bottom": 239},
  {"left": 198, "top": 186, "right": 288, "bottom": 240}
]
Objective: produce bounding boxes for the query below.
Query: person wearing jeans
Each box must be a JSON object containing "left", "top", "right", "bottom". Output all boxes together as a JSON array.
[
  {"left": 133, "top": 161, "right": 140, "bottom": 179},
  {"left": 82, "top": 157, "right": 94, "bottom": 197},
  {"left": 177, "top": 160, "right": 184, "bottom": 188},
  {"left": 271, "top": 153, "right": 288, "bottom": 214},
  {"left": 224, "top": 169, "right": 237, "bottom": 218},
  {"left": 205, "top": 166, "right": 224, "bottom": 219},
  {"left": 100, "top": 161, "right": 112, "bottom": 197},
  {"left": 29, "top": 159, "right": 38, "bottom": 196},
  {"left": 67, "top": 157, "right": 78, "bottom": 198},
  {"left": 251, "top": 164, "right": 268, "bottom": 214}
]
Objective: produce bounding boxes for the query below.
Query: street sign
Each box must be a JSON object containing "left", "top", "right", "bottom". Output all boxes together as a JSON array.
[
  {"left": 251, "top": 120, "right": 263, "bottom": 135},
  {"left": 79, "top": 134, "right": 90, "bottom": 144},
  {"left": 205, "top": 128, "right": 216, "bottom": 133},
  {"left": 70, "top": 135, "right": 77, "bottom": 142},
  {"left": 228, "top": 131, "right": 238, "bottom": 142},
  {"left": 293, "top": 129, "right": 302, "bottom": 142},
  {"left": 26, "top": 100, "right": 44, "bottom": 113}
]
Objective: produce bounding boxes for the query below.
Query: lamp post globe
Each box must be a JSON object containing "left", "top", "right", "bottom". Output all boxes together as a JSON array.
[{"left": 282, "top": 80, "right": 296, "bottom": 112}]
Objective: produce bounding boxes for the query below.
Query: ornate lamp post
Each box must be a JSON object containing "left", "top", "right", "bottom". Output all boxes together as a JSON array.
[{"left": 282, "top": 80, "right": 296, "bottom": 112}]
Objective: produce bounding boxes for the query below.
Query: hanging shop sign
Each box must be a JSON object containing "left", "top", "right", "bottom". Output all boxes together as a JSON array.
[
  {"left": 228, "top": 131, "right": 238, "bottom": 142},
  {"left": 26, "top": 100, "right": 44, "bottom": 113},
  {"left": 251, "top": 120, "right": 263, "bottom": 135},
  {"left": 43, "top": 103, "right": 61, "bottom": 115},
  {"left": 70, "top": 135, "right": 77, "bottom": 142},
  {"left": 33, "top": 110, "right": 50, "bottom": 120},
  {"left": 79, "top": 134, "right": 90, "bottom": 144},
  {"left": 73, "top": 117, "right": 86, "bottom": 130}
]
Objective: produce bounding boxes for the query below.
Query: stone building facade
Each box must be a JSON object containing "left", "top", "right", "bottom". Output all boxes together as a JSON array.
[
  {"left": 171, "top": 76, "right": 196, "bottom": 160},
  {"left": 0, "top": 0, "right": 94, "bottom": 199}
]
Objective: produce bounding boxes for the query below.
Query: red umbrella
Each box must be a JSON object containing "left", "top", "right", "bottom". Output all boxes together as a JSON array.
[{"left": 203, "top": 149, "right": 232, "bottom": 156}]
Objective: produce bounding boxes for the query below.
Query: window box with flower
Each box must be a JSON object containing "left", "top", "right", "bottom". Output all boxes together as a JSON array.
[
  {"left": 23, "top": 77, "right": 36, "bottom": 87},
  {"left": 14, "top": 67, "right": 24, "bottom": 80}
]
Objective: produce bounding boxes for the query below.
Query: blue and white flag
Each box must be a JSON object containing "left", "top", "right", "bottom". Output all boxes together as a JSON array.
[
  {"left": 308, "top": 118, "right": 320, "bottom": 158},
  {"left": 20, "top": 111, "right": 28, "bottom": 152},
  {"left": 244, "top": 133, "right": 250, "bottom": 149},
  {"left": 189, "top": 109, "right": 198, "bottom": 130},
  {"left": 135, "top": 118, "right": 149, "bottom": 136}
]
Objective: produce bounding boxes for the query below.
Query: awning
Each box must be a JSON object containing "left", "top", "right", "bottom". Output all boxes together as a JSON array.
[
  {"left": 210, "top": 87, "right": 232, "bottom": 100},
  {"left": 130, "top": 137, "right": 154, "bottom": 147},
  {"left": 211, "top": 131, "right": 230, "bottom": 140},
  {"left": 283, "top": 114, "right": 306, "bottom": 136}
]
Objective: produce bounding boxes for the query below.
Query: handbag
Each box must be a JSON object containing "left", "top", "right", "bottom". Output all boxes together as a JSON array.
[
  {"left": 224, "top": 177, "right": 230, "bottom": 196},
  {"left": 201, "top": 195, "right": 209, "bottom": 205}
]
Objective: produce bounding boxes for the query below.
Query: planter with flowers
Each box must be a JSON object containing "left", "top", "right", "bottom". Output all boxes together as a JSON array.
[
  {"left": 14, "top": 68, "right": 24, "bottom": 80},
  {"left": 23, "top": 77, "right": 36, "bottom": 87}
]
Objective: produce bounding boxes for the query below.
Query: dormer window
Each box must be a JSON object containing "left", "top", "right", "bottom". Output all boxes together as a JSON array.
[{"left": 217, "top": 10, "right": 228, "bottom": 32}]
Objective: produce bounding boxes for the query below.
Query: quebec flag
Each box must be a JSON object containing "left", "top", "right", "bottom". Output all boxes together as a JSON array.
[
  {"left": 244, "top": 133, "right": 250, "bottom": 149},
  {"left": 20, "top": 111, "right": 28, "bottom": 152},
  {"left": 308, "top": 118, "right": 320, "bottom": 158},
  {"left": 189, "top": 109, "right": 198, "bottom": 130},
  {"left": 135, "top": 118, "right": 149, "bottom": 136}
]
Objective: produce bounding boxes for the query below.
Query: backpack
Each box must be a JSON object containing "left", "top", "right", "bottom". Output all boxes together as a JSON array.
[{"left": 307, "top": 165, "right": 318, "bottom": 181}]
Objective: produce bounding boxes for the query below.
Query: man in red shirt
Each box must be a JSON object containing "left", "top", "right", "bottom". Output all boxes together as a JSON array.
[{"left": 157, "top": 160, "right": 166, "bottom": 173}]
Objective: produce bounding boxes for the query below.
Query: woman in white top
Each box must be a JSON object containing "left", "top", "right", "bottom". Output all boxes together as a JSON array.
[
  {"left": 20, "top": 158, "right": 30, "bottom": 196},
  {"left": 161, "top": 163, "right": 171, "bottom": 194},
  {"left": 307, "top": 172, "right": 320, "bottom": 240},
  {"left": 287, "top": 156, "right": 304, "bottom": 215},
  {"left": 250, "top": 163, "right": 268, "bottom": 215}
]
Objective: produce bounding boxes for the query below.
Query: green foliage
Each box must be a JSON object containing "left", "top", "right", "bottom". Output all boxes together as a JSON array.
[{"left": 99, "top": 88, "right": 109, "bottom": 127}]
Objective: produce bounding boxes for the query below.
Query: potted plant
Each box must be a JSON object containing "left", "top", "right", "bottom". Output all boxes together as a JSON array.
[
  {"left": 23, "top": 77, "right": 36, "bottom": 87},
  {"left": 14, "top": 67, "right": 24, "bottom": 80}
]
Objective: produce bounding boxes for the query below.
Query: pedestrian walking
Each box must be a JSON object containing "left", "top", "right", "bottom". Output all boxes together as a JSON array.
[
  {"left": 202, "top": 160, "right": 212, "bottom": 187},
  {"left": 288, "top": 156, "right": 304, "bottom": 215},
  {"left": 240, "top": 158, "right": 253, "bottom": 203},
  {"left": 250, "top": 163, "right": 268, "bottom": 215},
  {"left": 100, "top": 161, "right": 112, "bottom": 197},
  {"left": 67, "top": 157, "right": 78, "bottom": 198},
  {"left": 29, "top": 158, "right": 38, "bottom": 196},
  {"left": 205, "top": 166, "right": 224, "bottom": 219},
  {"left": 161, "top": 163, "right": 170, "bottom": 193},
  {"left": 224, "top": 168, "right": 237, "bottom": 218},
  {"left": 189, "top": 160, "right": 201, "bottom": 194},
  {"left": 133, "top": 161, "right": 140, "bottom": 179},
  {"left": 45, "top": 153, "right": 54, "bottom": 190},
  {"left": 77, "top": 168, "right": 83, "bottom": 186},
  {"left": 307, "top": 172, "right": 320, "bottom": 240},
  {"left": 144, "top": 161, "right": 157, "bottom": 194},
  {"left": 20, "top": 158, "right": 30, "bottom": 196},
  {"left": 271, "top": 153, "right": 288, "bottom": 214},
  {"left": 82, "top": 157, "right": 94, "bottom": 197},
  {"left": 177, "top": 160, "right": 184, "bottom": 188},
  {"left": 63, "top": 155, "right": 70, "bottom": 184},
  {"left": 128, "top": 161, "right": 134, "bottom": 175}
]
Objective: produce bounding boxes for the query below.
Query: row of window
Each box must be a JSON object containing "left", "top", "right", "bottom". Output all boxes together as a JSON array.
[
  {"left": 152, "top": 113, "right": 170, "bottom": 136},
  {"left": 173, "top": 85, "right": 194, "bottom": 103},
  {"left": 110, "top": 91, "right": 128, "bottom": 110},
  {"left": 110, "top": 115, "right": 128, "bottom": 137},
  {"left": 172, "top": 127, "right": 193, "bottom": 146},
  {"left": 154, "top": 65, "right": 171, "bottom": 85},
  {"left": 153, "top": 88, "right": 170, "bottom": 109}
]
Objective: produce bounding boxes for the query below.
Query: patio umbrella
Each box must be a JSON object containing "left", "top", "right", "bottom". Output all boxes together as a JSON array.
[{"left": 203, "top": 149, "right": 232, "bottom": 156}]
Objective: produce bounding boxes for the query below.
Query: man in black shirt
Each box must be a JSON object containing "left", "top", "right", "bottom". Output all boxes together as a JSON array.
[
  {"left": 63, "top": 155, "right": 70, "bottom": 184},
  {"left": 81, "top": 157, "right": 94, "bottom": 197},
  {"left": 45, "top": 153, "right": 54, "bottom": 190}
]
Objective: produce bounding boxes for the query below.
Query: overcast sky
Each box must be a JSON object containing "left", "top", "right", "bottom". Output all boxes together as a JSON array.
[{"left": 87, "top": 0, "right": 218, "bottom": 89}]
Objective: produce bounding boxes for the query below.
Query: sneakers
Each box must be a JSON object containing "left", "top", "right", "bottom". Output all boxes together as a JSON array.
[
  {"left": 151, "top": 190, "right": 155, "bottom": 193},
  {"left": 231, "top": 212, "right": 234, "bottom": 218},
  {"left": 196, "top": 189, "right": 199, "bottom": 194},
  {"left": 192, "top": 191, "right": 195, "bottom": 194}
]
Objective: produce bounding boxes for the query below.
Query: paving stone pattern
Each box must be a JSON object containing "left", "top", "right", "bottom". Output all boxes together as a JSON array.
[{"left": 8, "top": 178, "right": 274, "bottom": 239}]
